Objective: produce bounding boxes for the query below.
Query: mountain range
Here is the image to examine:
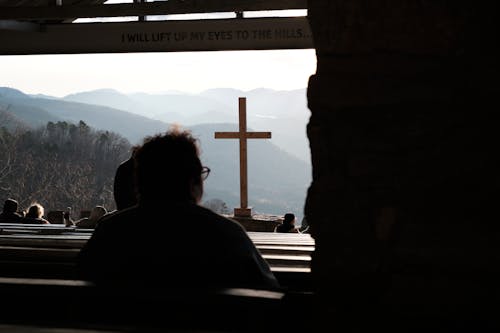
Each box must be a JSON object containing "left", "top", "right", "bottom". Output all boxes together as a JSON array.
[
  {"left": 0, "top": 86, "right": 311, "bottom": 219},
  {"left": 62, "top": 87, "right": 311, "bottom": 163}
]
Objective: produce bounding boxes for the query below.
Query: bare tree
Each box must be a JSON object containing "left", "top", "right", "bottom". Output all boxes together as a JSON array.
[
  {"left": 0, "top": 120, "right": 131, "bottom": 215},
  {"left": 203, "top": 198, "right": 231, "bottom": 215}
]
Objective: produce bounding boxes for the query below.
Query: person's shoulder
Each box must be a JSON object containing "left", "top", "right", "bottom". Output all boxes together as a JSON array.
[
  {"left": 0, "top": 213, "right": 22, "bottom": 223},
  {"left": 117, "top": 157, "right": 134, "bottom": 171},
  {"left": 97, "top": 206, "right": 138, "bottom": 227},
  {"left": 193, "top": 205, "right": 246, "bottom": 231},
  {"left": 24, "top": 217, "right": 49, "bottom": 224},
  {"left": 75, "top": 217, "right": 94, "bottom": 228}
]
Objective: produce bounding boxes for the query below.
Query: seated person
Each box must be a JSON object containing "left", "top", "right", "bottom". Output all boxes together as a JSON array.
[
  {"left": 299, "top": 216, "right": 310, "bottom": 234},
  {"left": 23, "top": 203, "right": 50, "bottom": 224},
  {"left": 274, "top": 213, "right": 300, "bottom": 233},
  {"left": 78, "top": 128, "right": 279, "bottom": 290},
  {"left": 113, "top": 148, "right": 139, "bottom": 211},
  {"left": 0, "top": 198, "right": 24, "bottom": 224},
  {"left": 65, "top": 206, "right": 107, "bottom": 229}
]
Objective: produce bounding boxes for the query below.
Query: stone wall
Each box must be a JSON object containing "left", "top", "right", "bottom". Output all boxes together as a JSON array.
[{"left": 306, "top": 1, "right": 500, "bottom": 328}]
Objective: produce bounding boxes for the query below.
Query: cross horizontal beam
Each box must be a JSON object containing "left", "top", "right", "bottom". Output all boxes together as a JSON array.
[
  {"left": 215, "top": 132, "right": 272, "bottom": 139},
  {"left": 0, "top": 0, "right": 307, "bottom": 21}
]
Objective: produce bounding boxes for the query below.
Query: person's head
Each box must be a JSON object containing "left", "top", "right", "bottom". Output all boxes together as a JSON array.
[
  {"left": 89, "top": 206, "right": 107, "bottom": 221},
  {"left": 26, "top": 203, "right": 44, "bottom": 219},
  {"left": 3, "top": 198, "right": 18, "bottom": 214},
  {"left": 134, "top": 127, "right": 206, "bottom": 204},
  {"left": 283, "top": 213, "right": 296, "bottom": 226}
]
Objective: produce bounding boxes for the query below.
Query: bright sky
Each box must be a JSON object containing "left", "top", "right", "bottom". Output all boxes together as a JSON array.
[
  {"left": 0, "top": 49, "right": 316, "bottom": 97},
  {"left": 0, "top": 2, "right": 316, "bottom": 97}
]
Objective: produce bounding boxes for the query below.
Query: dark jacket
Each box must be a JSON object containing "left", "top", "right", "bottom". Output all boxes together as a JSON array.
[
  {"left": 275, "top": 223, "right": 299, "bottom": 233},
  {"left": 0, "top": 212, "right": 24, "bottom": 224},
  {"left": 23, "top": 217, "right": 50, "bottom": 224},
  {"left": 77, "top": 201, "right": 280, "bottom": 290},
  {"left": 113, "top": 157, "right": 137, "bottom": 211}
]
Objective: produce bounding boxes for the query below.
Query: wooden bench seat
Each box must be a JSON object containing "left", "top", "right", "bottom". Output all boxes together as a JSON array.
[
  {"left": 0, "top": 223, "right": 93, "bottom": 234},
  {"left": 0, "top": 235, "right": 88, "bottom": 248},
  {"left": 256, "top": 245, "right": 314, "bottom": 255},
  {"left": 0, "top": 276, "right": 303, "bottom": 333},
  {"left": 0, "top": 230, "right": 314, "bottom": 290}
]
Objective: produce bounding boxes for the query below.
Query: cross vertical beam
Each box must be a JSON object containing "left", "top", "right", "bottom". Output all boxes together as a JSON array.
[
  {"left": 238, "top": 97, "right": 249, "bottom": 210},
  {"left": 214, "top": 97, "right": 272, "bottom": 217}
]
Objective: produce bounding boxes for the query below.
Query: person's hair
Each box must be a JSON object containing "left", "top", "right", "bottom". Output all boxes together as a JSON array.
[
  {"left": 89, "top": 206, "right": 107, "bottom": 221},
  {"left": 3, "top": 198, "right": 18, "bottom": 214},
  {"left": 134, "top": 127, "right": 203, "bottom": 202},
  {"left": 26, "top": 203, "right": 44, "bottom": 219},
  {"left": 283, "top": 213, "right": 295, "bottom": 225}
]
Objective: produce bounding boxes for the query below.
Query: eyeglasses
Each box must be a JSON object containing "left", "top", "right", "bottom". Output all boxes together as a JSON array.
[{"left": 201, "top": 166, "right": 211, "bottom": 180}]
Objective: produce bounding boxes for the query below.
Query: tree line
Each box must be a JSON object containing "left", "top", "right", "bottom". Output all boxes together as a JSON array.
[
  {"left": 1, "top": 110, "right": 234, "bottom": 217},
  {"left": 0, "top": 115, "right": 131, "bottom": 216}
]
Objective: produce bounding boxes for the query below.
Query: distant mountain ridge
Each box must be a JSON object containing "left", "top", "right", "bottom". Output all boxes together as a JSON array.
[
  {"left": 0, "top": 86, "right": 311, "bottom": 219},
  {"left": 0, "top": 87, "right": 169, "bottom": 143},
  {"left": 62, "top": 87, "right": 311, "bottom": 162}
]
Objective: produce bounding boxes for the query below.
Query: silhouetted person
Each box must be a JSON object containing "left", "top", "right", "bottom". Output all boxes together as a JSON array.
[
  {"left": 24, "top": 203, "right": 50, "bottom": 224},
  {"left": 113, "top": 149, "right": 138, "bottom": 211},
  {"left": 0, "top": 198, "right": 24, "bottom": 224},
  {"left": 78, "top": 128, "right": 279, "bottom": 290},
  {"left": 299, "top": 216, "right": 310, "bottom": 233},
  {"left": 65, "top": 206, "right": 107, "bottom": 229},
  {"left": 275, "top": 213, "right": 300, "bottom": 233}
]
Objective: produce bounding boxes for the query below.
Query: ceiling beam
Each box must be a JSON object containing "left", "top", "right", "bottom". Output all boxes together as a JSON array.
[
  {"left": 0, "top": 0, "right": 308, "bottom": 21},
  {"left": 0, "top": 17, "right": 313, "bottom": 55},
  {"left": 0, "top": 20, "right": 40, "bottom": 31}
]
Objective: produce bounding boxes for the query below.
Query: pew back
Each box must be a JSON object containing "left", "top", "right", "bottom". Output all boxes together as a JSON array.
[{"left": 0, "top": 224, "right": 314, "bottom": 290}]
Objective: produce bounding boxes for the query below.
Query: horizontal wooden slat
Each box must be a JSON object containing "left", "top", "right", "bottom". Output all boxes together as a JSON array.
[
  {"left": 271, "top": 267, "right": 310, "bottom": 273},
  {"left": 0, "top": 0, "right": 307, "bottom": 21},
  {"left": 0, "top": 276, "right": 90, "bottom": 286},
  {"left": 0, "top": 222, "right": 93, "bottom": 232},
  {"left": 0, "top": 229, "right": 314, "bottom": 277},
  {"left": 262, "top": 254, "right": 310, "bottom": 268},
  {"left": 0, "top": 236, "right": 88, "bottom": 248},
  {"left": 257, "top": 245, "right": 314, "bottom": 255}
]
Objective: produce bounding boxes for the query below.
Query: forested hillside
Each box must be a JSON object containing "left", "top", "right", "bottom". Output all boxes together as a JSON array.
[
  {"left": 0, "top": 119, "right": 131, "bottom": 215},
  {"left": 1, "top": 87, "right": 311, "bottom": 219}
]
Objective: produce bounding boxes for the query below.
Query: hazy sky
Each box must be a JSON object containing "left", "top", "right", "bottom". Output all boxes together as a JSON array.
[
  {"left": 0, "top": 2, "right": 316, "bottom": 97},
  {"left": 0, "top": 49, "right": 316, "bottom": 97}
]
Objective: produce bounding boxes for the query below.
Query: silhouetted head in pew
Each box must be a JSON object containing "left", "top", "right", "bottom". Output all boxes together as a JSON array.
[
  {"left": 78, "top": 126, "right": 280, "bottom": 291},
  {"left": 0, "top": 198, "right": 24, "bottom": 224},
  {"left": 3, "top": 198, "right": 18, "bottom": 214},
  {"left": 65, "top": 206, "right": 108, "bottom": 228},
  {"left": 113, "top": 147, "right": 139, "bottom": 211},
  {"left": 275, "top": 213, "right": 300, "bottom": 233},
  {"left": 24, "top": 202, "right": 50, "bottom": 224},
  {"left": 135, "top": 126, "right": 204, "bottom": 204}
]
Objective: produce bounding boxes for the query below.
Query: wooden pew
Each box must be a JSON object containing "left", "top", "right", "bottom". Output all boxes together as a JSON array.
[
  {"left": 0, "top": 223, "right": 93, "bottom": 234},
  {"left": 0, "top": 276, "right": 299, "bottom": 333},
  {"left": 0, "top": 228, "right": 314, "bottom": 290}
]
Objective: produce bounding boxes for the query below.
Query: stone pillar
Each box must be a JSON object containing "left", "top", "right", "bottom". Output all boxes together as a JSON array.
[{"left": 306, "top": 1, "right": 500, "bottom": 328}]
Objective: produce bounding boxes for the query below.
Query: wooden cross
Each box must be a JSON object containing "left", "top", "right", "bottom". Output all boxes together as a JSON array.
[{"left": 214, "top": 97, "right": 271, "bottom": 217}]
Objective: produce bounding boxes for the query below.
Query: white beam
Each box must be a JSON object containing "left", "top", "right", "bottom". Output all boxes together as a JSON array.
[{"left": 0, "top": 0, "right": 308, "bottom": 20}]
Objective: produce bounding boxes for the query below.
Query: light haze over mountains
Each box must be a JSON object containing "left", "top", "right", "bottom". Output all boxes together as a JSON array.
[
  {"left": 63, "top": 87, "right": 310, "bottom": 163},
  {"left": 0, "top": 86, "right": 311, "bottom": 219}
]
